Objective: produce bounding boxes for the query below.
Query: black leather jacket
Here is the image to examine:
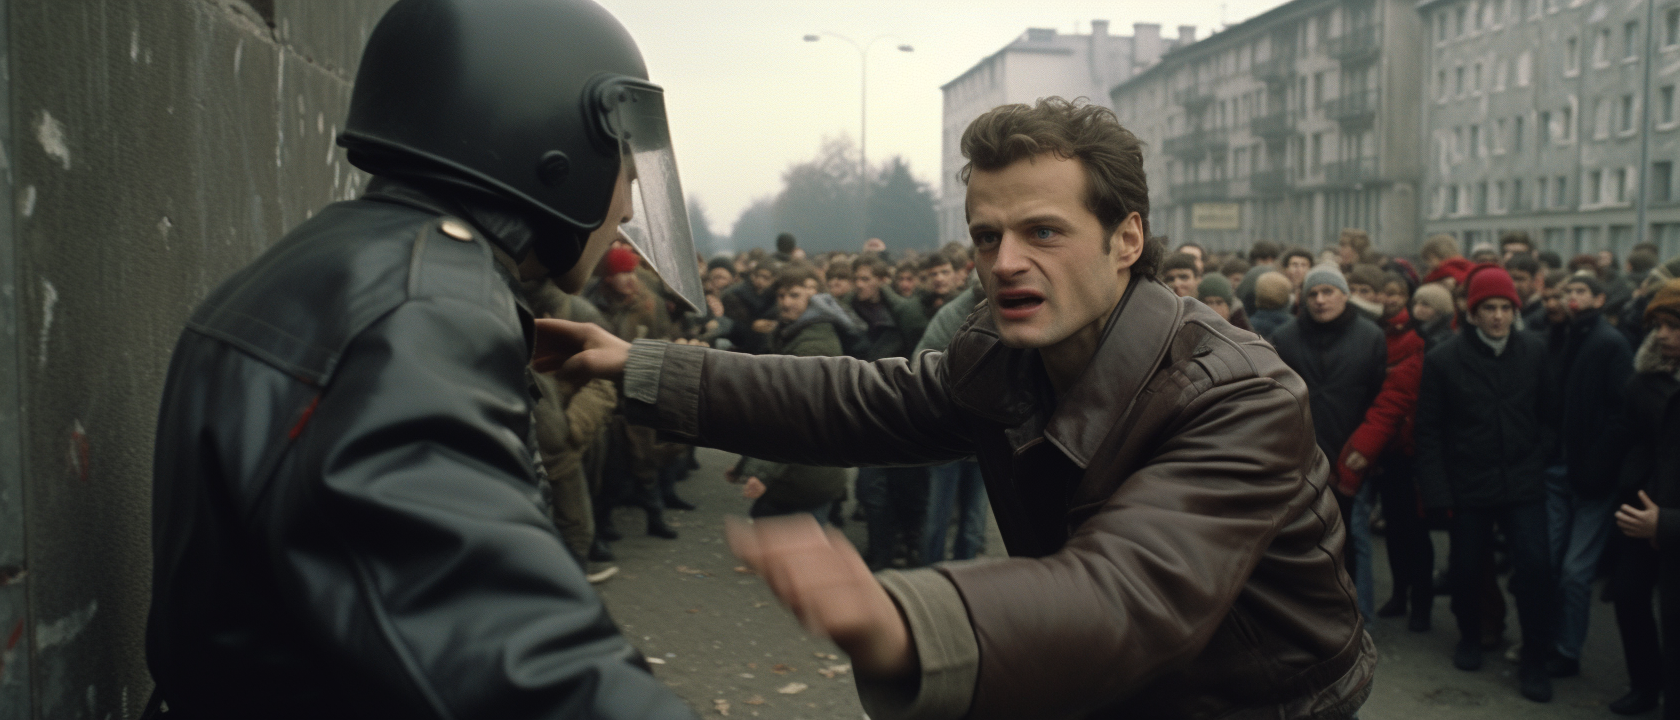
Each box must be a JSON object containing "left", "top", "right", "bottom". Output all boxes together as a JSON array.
[{"left": 147, "top": 180, "right": 694, "bottom": 719}]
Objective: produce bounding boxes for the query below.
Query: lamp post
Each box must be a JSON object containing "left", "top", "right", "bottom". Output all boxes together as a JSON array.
[{"left": 803, "top": 32, "right": 913, "bottom": 198}]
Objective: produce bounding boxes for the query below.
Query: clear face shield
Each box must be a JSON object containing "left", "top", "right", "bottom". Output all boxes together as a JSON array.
[{"left": 596, "top": 79, "right": 704, "bottom": 313}]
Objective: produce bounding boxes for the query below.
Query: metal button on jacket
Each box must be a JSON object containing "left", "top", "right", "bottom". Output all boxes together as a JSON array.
[{"left": 440, "top": 219, "right": 474, "bottom": 242}]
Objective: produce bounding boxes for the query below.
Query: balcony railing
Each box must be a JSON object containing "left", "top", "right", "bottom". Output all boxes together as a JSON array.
[
  {"left": 1162, "top": 128, "right": 1229, "bottom": 158},
  {"left": 1326, "top": 25, "right": 1379, "bottom": 63},
  {"left": 1171, "top": 179, "right": 1230, "bottom": 201},
  {"left": 1250, "top": 169, "right": 1291, "bottom": 196},
  {"left": 1323, "top": 90, "right": 1378, "bottom": 126},
  {"left": 1324, "top": 157, "right": 1380, "bottom": 185},
  {"left": 1250, "top": 111, "right": 1293, "bottom": 139},
  {"left": 1251, "top": 55, "right": 1296, "bottom": 84},
  {"left": 1174, "top": 85, "right": 1215, "bottom": 111}
]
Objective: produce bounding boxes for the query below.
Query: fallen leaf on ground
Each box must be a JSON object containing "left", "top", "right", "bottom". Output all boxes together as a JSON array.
[
  {"left": 744, "top": 695, "right": 766, "bottom": 706},
  {"left": 734, "top": 566, "right": 753, "bottom": 574},
  {"left": 713, "top": 698, "right": 730, "bottom": 716},
  {"left": 817, "top": 664, "right": 852, "bottom": 678},
  {"left": 646, "top": 657, "right": 665, "bottom": 665},
  {"left": 770, "top": 664, "right": 793, "bottom": 674},
  {"left": 776, "top": 682, "right": 808, "bottom": 695}
]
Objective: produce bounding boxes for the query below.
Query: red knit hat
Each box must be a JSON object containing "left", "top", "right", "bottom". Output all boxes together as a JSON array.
[
  {"left": 604, "top": 246, "right": 640, "bottom": 275},
  {"left": 1423, "top": 256, "right": 1474, "bottom": 285},
  {"left": 1464, "top": 263, "right": 1521, "bottom": 312}
]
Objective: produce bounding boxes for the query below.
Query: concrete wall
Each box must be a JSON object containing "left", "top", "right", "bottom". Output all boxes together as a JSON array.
[{"left": 0, "top": 1, "right": 394, "bottom": 717}]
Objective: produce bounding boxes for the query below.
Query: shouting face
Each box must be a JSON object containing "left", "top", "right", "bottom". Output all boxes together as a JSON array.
[{"left": 967, "top": 154, "right": 1141, "bottom": 350}]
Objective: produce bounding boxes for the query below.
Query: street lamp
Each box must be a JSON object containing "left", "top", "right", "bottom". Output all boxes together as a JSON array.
[{"left": 803, "top": 32, "right": 914, "bottom": 188}]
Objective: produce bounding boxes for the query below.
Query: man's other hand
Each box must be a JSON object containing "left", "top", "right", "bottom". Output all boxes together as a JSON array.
[
  {"left": 532, "top": 318, "right": 630, "bottom": 382},
  {"left": 726, "top": 515, "right": 917, "bottom": 679}
]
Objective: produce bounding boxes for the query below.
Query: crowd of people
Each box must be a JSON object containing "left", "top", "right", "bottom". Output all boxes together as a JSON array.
[
  {"left": 524, "top": 231, "right": 996, "bottom": 583},
  {"left": 1155, "top": 229, "right": 1680, "bottom": 713},
  {"left": 529, "top": 219, "right": 1680, "bottom": 715}
]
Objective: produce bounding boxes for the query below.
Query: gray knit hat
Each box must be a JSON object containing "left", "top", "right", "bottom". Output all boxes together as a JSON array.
[{"left": 1303, "top": 265, "right": 1350, "bottom": 295}]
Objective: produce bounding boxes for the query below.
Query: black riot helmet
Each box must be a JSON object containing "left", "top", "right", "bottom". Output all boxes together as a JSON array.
[{"left": 339, "top": 0, "right": 702, "bottom": 310}]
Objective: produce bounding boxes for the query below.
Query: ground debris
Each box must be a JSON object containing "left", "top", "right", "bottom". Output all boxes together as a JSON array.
[
  {"left": 646, "top": 657, "right": 665, "bottom": 665},
  {"left": 675, "top": 566, "right": 709, "bottom": 578},
  {"left": 818, "top": 664, "right": 852, "bottom": 679},
  {"left": 813, "top": 652, "right": 839, "bottom": 660},
  {"left": 744, "top": 695, "right": 766, "bottom": 706},
  {"left": 770, "top": 663, "right": 793, "bottom": 674},
  {"left": 713, "top": 698, "right": 730, "bottom": 716},
  {"left": 734, "top": 566, "right": 753, "bottom": 574},
  {"left": 776, "top": 682, "right": 808, "bottom": 695}
]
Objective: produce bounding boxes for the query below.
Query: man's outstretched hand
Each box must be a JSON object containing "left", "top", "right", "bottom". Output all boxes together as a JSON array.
[
  {"left": 726, "top": 515, "right": 917, "bottom": 680},
  {"left": 532, "top": 318, "right": 631, "bottom": 382}
]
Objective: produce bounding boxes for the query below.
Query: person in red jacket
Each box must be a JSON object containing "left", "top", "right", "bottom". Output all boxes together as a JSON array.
[{"left": 1340, "top": 271, "right": 1433, "bottom": 631}]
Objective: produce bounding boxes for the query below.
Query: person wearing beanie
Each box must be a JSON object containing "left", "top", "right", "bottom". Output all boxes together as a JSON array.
[
  {"left": 1195, "top": 273, "right": 1252, "bottom": 330},
  {"left": 1250, "top": 271, "right": 1295, "bottom": 339},
  {"left": 1536, "top": 272, "right": 1634, "bottom": 680},
  {"left": 586, "top": 245, "right": 688, "bottom": 543},
  {"left": 1343, "top": 269, "right": 1435, "bottom": 631},
  {"left": 1270, "top": 263, "right": 1388, "bottom": 621},
  {"left": 1416, "top": 263, "right": 1558, "bottom": 702},
  {"left": 1604, "top": 278, "right": 1680, "bottom": 716}
]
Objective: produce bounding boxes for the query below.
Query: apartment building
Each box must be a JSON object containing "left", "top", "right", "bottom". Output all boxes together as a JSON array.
[
  {"left": 1110, "top": 0, "right": 1426, "bottom": 254},
  {"left": 1419, "top": 0, "right": 1680, "bottom": 259}
]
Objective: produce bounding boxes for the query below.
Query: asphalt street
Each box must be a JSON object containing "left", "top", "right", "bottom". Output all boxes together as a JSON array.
[{"left": 594, "top": 447, "right": 1643, "bottom": 719}]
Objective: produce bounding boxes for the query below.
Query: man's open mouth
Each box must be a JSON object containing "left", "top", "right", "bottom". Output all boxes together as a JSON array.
[{"left": 995, "top": 289, "right": 1044, "bottom": 312}]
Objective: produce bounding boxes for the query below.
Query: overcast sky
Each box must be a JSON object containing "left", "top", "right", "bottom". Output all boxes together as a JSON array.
[{"left": 593, "top": 0, "right": 1290, "bottom": 238}]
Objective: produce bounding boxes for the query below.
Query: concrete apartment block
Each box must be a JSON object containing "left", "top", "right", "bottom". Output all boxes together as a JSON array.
[
  {"left": 1419, "top": 0, "right": 1680, "bottom": 260},
  {"left": 1111, "top": 0, "right": 1426, "bottom": 255}
]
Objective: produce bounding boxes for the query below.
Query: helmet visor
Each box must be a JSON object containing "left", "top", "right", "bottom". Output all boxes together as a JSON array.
[{"left": 600, "top": 81, "right": 703, "bottom": 313}]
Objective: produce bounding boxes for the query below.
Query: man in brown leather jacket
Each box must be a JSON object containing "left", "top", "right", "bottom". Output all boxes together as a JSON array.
[{"left": 543, "top": 98, "right": 1374, "bottom": 720}]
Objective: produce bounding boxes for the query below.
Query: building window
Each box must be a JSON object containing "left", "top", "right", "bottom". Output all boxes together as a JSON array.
[
  {"left": 1457, "top": 5, "right": 1468, "bottom": 35},
  {"left": 1515, "top": 115, "right": 1526, "bottom": 151},
  {"left": 1562, "top": 105, "right": 1574, "bottom": 141},
  {"left": 1556, "top": 175, "right": 1569, "bottom": 206},
  {"left": 1622, "top": 94, "right": 1637, "bottom": 132},
  {"left": 1567, "top": 36, "right": 1580, "bottom": 74},
  {"left": 1457, "top": 65, "right": 1467, "bottom": 94},
  {"left": 1315, "top": 72, "right": 1326, "bottom": 105},
  {"left": 1626, "top": 21, "right": 1640, "bottom": 59},
  {"left": 1615, "top": 168, "right": 1628, "bottom": 202},
  {"left": 1476, "top": 181, "right": 1489, "bottom": 213},
  {"left": 1655, "top": 161, "right": 1674, "bottom": 202},
  {"left": 1438, "top": 69, "right": 1449, "bottom": 100},
  {"left": 1496, "top": 117, "right": 1508, "bottom": 153},
  {"left": 1663, "top": 85, "right": 1676, "bottom": 124},
  {"left": 1437, "top": 12, "right": 1449, "bottom": 41},
  {"left": 1518, "top": 50, "right": 1533, "bottom": 86},
  {"left": 1539, "top": 177, "right": 1550, "bottom": 207},
  {"left": 1471, "top": 124, "right": 1482, "bottom": 156},
  {"left": 1590, "top": 169, "right": 1603, "bottom": 204},
  {"left": 1475, "top": 62, "right": 1484, "bottom": 92},
  {"left": 1514, "top": 178, "right": 1525, "bottom": 209},
  {"left": 1448, "top": 185, "right": 1461, "bottom": 213},
  {"left": 1496, "top": 180, "right": 1507, "bottom": 211},
  {"left": 1595, "top": 28, "right": 1612, "bottom": 66},
  {"left": 1540, "top": 110, "right": 1552, "bottom": 144},
  {"left": 1668, "top": 8, "right": 1680, "bottom": 46},
  {"left": 1455, "top": 125, "right": 1466, "bottom": 158}
]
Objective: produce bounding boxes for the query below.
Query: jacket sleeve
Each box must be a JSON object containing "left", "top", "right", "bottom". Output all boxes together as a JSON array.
[
  {"left": 1341, "top": 344, "right": 1424, "bottom": 472},
  {"left": 565, "top": 378, "right": 618, "bottom": 450},
  {"left": 1587, "top": 337, "right": 1636, "bottom": 490},
  {"left": 1413, "top": 351, "right": 1453, "bottom": 510},
  {"left": 933, "top": 375, "right": 1332, "bottom": 720},
  {"left": 280, "top": 297, "right": 694, "bottom": 720},
  {"left": 623, "top": 341, "right": 972, "bottom": 467}
]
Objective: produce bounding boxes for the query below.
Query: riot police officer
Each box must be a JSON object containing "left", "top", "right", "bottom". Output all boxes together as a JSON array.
[{"left": 145, "top": 1, "right": 700, "bottom": 717}]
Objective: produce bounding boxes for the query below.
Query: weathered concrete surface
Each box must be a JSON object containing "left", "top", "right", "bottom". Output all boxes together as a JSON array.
[{"left": 1, "top": 1, "right": 393, "bottom": 717}]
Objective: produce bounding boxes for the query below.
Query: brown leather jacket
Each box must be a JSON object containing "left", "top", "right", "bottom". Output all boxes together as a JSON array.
[{"left": 625, "top": 279, "right": 1373, "bottom": 720}]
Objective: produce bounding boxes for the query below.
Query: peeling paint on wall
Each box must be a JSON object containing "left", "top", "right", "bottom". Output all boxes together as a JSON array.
[
  {"left": 35, "top": 600, "right": 96, "bottom": 652},
  {"left": 34, "top": 110, "right": 69, "bottom": 171},
  {"left": 37, "top": 278, "right": 56, "bottom": 368}
]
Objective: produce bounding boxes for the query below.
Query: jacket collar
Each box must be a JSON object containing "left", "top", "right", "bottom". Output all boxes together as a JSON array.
[{"left": 948, "top": 279, "right": 1183, "bottom": 468}]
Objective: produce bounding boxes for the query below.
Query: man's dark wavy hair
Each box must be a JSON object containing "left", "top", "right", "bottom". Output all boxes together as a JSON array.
[{"left": 958, "top": 97, "right": 1161, "bottom": 280}]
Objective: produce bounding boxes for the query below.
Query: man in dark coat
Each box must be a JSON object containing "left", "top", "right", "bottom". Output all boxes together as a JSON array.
[
  {"left": 1606, "top": 280, "right": 1680, "bottom": 717},
  {"left": 1270, "top": 265, "right": 1388, "bottom": 619},
  {"left": 1544, "top": 273, "right": 1633, "bottom": 678},
  {"left": 143, "top": 1, "right": 700, "bottom": 717},
  {"left": 1416, "top": 264, "right": 1558, "bottom": 702},
  {"left": 722, "top": 259, "right": 778, "bottom": 354},
  {"left": 840, "top": 255, "right": 928, "bottom": 361}
]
